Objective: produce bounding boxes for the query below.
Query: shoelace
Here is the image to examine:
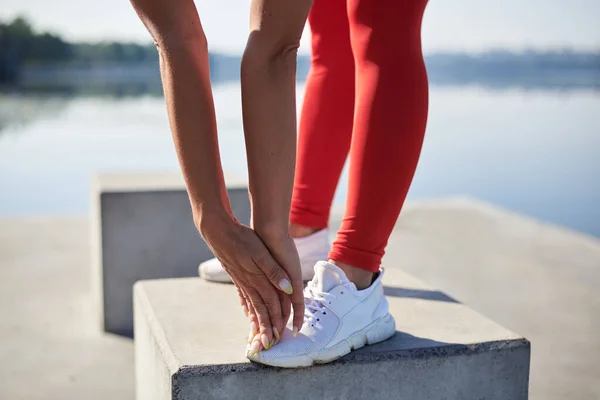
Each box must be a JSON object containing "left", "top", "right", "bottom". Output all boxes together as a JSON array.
[{"left": 303, "top": 282, "right": 337, "bottom": 327}]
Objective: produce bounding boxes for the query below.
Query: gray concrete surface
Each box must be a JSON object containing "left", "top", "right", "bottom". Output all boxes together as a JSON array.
[
  {"left": 134, "top": 272, "right": 530, "bottom": 400},
  {"left": 377, "top": 199, "right": 600, "bottom": 400},
  {"left": 91, "top": 172, "right": 250, "bottom": 337},
  {"left": 0, "top": 217, "right": 135, "bottom": 400},
  {"left": 1, "top": 198, "right": 599, "bottom": 399}
]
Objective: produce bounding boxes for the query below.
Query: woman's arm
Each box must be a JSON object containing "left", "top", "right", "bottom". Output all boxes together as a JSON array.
[
  {"left": 241, "top": 0, "right": 314, "bottom": 342},
  {"left": 130, "top": 0, "right": 296, "bottom": 349},
  {"left": 130, "top": 0, "right": 229, "bottom": 226}
]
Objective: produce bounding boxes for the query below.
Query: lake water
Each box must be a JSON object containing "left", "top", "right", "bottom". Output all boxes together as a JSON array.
[{"left": 0, "top": 83, "right": 598, "bottom": 238}]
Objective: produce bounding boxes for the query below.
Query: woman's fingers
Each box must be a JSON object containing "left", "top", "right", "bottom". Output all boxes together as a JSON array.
[
  {"left": 240, "top": 288, "right": 259, "bottom": 342},
  {"left": 245, "top": 295, "right": 261, "bottom": 351},
  {"left": 254, "top": 279, "right": 284, "bottom": 345},
  {"left": 203, "top": 223, "right": 302, "bottom": 353},
  {"left": 277, "top": 290, "right": 291, "bottom": 345},
  {"left": 235, "top": 284, "right": 250, "bottom": 319},
  {"left": 291, "top": 285, "right": 305, "bottom": 337},
  {"left": 245, "top": 287, "right": 274, "bottom": 350},
  {"left": 254, "top": 254, "right": 294, "bottom": 295},
  {"left": 236, "top": 285, "right": 259, "bottom": 346},
  {"left": 250, "top": 231, "right": 304, "bottom": 341},
  {"left": 246, "top": 301, "right": 260, "bottom": 345},
  {"left": 239, "top": 277, "right": 286, "bottom": 350}
]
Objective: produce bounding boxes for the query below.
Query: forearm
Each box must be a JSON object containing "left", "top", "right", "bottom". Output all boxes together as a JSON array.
[
  {"left": 131, "top": 0, "right": 232, "bottom": 230},
  {"left": 241, "top": 45, "right": 297, "bottom": 235},
  {"left": 160, "top": 42, "right": 233, "bottom": 229},
  {"left": 241, "top": 0, "right": 313, "bottom": 237},
  {"left": 130, "top": 0, "right": 234, "bottom": 231}
]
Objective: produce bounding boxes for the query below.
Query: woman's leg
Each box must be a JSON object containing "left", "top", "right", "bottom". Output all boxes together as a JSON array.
[
  {"left": 289, "top": 0, "right": 356, "bottom": 235},
  {"left": 329, "top": 0, "right": 429, "bottom": 288}
]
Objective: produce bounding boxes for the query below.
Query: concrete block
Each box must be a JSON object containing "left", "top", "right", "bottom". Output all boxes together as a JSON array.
[
  {"left": 91, "top": 172, "right": 249, "bottom": 337},
  {"left": 133, "top": 268, "right": 530, "bottom": 400}
]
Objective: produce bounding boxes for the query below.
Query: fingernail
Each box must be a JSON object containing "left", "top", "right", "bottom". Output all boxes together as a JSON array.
[
  {"left": 248, "top": 331, "right": 254, "bottom": 344},
  {"left": 279, "top": 279, "right": 293, "bottom": 294},
  {"left": 242, "top": 306, "right": 248, "bottom": 318},
  {"left": 249, "top": 340, "right": 261, "bottom": 355},
  {"left": 293, "top": 326, "right": 299, "bottom": 338},
  {"left": 270, "top": 338, "right": 275, "bottom": 348},
  {"left": 250, "top": 321, "right": 258, "bottom": 336},
  {"left": 261, "top": 333, "right": 270, "bottom": 350},
  {"left": 273, "top": 327, "right": 280, "bottom": 341}
]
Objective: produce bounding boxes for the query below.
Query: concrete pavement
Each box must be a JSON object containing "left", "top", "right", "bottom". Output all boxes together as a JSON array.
[{"left": 1, "top": 198, "right": 598, "bottom": 399}]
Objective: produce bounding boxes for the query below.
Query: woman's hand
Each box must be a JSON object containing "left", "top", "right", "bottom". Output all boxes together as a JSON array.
[
  {"left": 198, "top": 212, "right": 298, "bottom": 351},
  {"left": 254, "top": 228, "right": 305, "bottom": 338}
]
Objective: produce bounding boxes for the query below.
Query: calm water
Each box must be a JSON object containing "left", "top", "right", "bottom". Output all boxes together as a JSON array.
[{"left": 0, "top": 84, "right": 598, "bottom": 238}]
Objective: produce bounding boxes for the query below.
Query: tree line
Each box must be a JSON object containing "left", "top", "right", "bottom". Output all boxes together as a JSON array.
[
  {"left": 2, "top": 16, "right": 597, "bottom": 87},
  {"left": 0, "top": 16, "right": 158, "bottom": 84}
]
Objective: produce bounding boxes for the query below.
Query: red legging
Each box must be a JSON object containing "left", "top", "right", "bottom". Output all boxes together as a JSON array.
[{"left": 290, "top": 0, "right": 429, "bottom": 273}]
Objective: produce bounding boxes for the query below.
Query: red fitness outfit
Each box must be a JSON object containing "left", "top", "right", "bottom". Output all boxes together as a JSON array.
[{"left": 291, "top": 0, "right": 429, "bottom": 272}]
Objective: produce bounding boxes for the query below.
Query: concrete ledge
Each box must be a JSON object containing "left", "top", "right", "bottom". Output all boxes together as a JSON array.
[
  {"left": 91, "top": 172, "right": 250, "bottom": 337},
  {"left": 134, "top": 268, "right": 530, "bottom": 400}
]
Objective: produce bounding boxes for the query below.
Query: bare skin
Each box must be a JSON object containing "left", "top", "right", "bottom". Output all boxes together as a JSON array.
[
  {"left": 242, "top": 0, "right": 313, "bottom": 352},
  {"left": 129, "top": 0, "right": 310, "bottom": 352}
]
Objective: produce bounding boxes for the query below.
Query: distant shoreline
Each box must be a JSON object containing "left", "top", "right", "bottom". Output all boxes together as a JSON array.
[
  {"left": 5, "top": 52, "right": 598, "bottom": 95},
  {"left": 2, "top": 16, "right": 598, "bottom": 91}
]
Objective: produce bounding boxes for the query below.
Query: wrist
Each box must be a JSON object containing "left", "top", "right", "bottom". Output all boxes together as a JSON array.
[
  {"left": 193, "top": 205, "right": 236, "bottom": 239},
  {"left": 252, "top": 219, "right": 290, "bottom": 243}
]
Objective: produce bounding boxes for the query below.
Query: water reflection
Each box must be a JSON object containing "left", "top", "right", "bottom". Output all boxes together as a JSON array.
[
  {"left": 0, "top": 63, "right": 598, "bottom": 239},
  {"left": 0, "top": 94, "right": 70, "bottom": 136},
  {"left": 2, "top": 62, "right": 598, "bottom": 135},
  {"left": 0, "top": 84, "right": 163, "bottom": 136}
]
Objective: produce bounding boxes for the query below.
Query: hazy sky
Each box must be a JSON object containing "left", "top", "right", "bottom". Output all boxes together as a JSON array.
[{"left": 2, "top": 0, "right": 599, "bottom": 53}]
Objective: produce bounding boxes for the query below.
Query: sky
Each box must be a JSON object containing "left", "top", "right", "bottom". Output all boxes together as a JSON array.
[{"left": 2, "top": 0, "right": 599, "bottom": 53}]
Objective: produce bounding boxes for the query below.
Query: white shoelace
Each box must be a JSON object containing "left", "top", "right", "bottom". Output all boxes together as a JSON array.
[{"left": 303, "top": 282, "right": 337, "bottom": 327}]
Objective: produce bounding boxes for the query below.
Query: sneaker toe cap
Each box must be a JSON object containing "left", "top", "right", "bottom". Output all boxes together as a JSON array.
[
  {"left": 246, "top": 330, "right": 315, "bottom": 368},
  {"left": 247, "top": 348, "right": 313, "bottom": 368}
]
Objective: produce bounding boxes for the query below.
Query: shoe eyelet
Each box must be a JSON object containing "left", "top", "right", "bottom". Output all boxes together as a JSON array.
[
  {"left": 317, "top": 318, "right": 320, "bottom": 321},
  {"left": 328, "top": 302, "right": 331, "bottom": 304},
  {"left": 323, "top": 311, "right": 327, "bottom": 315},
  {"left": 341, "top": 291, "right": 344, "bottom": 294}
]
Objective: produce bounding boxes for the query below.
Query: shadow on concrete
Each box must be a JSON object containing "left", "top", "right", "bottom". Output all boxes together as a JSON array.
[
  {"left": 383, "top": 286, "right": 459, "bottom": 304},
  {"left": 346, "top": 331, "right": 456, "bottom": 359}
]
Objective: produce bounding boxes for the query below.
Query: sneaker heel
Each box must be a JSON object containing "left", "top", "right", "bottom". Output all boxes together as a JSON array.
[{"left": 365, "top": 314, "right": 396, "bottom": 345}]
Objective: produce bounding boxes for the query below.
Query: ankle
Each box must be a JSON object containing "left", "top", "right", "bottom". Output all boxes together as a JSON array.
[
  {"left": 289, "top": 223, "right": 321, "bottom": 239},
  {"left": 328, "top": 259, "right": 374, "bottom": 290}
]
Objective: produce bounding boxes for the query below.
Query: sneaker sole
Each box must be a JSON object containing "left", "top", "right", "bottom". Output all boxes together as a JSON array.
[{"left": 251, "top": 313, "right": 396, "bottom": 368}]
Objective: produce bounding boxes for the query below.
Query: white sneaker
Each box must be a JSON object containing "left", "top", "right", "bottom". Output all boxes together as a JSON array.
[
  {"left": 246, "top": 261, "right": 396, "bottom": 368},
  {"left": 198, "top": 229, "right": 331, "bottom": 283}
]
